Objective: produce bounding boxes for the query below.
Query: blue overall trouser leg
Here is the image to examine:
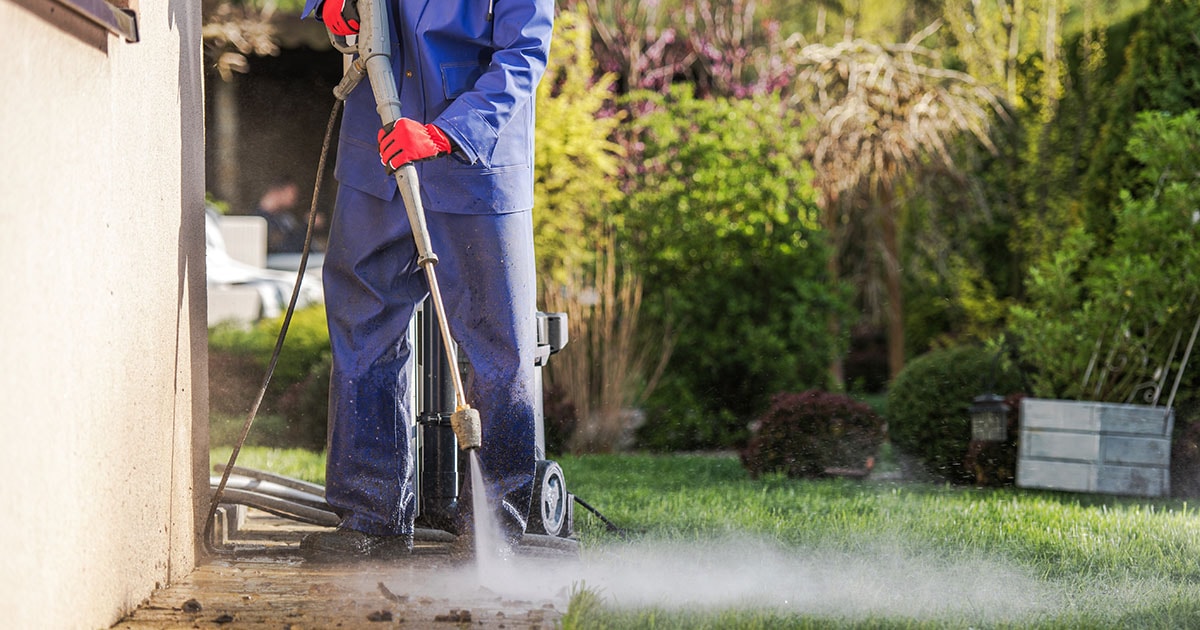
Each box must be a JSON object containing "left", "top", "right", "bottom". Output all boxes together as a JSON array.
[{"left": 322, "top": 185, "right": 538, "bottom": 538}]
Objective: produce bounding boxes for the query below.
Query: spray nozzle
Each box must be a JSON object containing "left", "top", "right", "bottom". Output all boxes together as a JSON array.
[{"left": 451, "top": 406, "right": 482, "bottom": 450}]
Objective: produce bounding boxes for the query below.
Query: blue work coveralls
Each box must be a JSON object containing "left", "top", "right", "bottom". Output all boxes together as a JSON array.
[{"left": 302, "top": 0, "right": 554, "bottom": 538}]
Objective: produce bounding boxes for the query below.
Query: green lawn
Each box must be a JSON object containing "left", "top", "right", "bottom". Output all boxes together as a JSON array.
[
  {"left": 560, "top": 453, "right": 1200, "bottom": 629},
  {"left": 212, "top": 448, "right": 1200, "bottom": 628},
  {"left": 210, "top": 445, "right": 326, "bottom": 484}
]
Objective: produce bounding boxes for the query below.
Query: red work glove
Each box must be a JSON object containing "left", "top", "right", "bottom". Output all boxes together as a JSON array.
[
  {"left": 378, "top": 119, "right": 453, "bottom": 171},
  {"left": 320, "top": 0, "right": 359, "bottom": 36}
]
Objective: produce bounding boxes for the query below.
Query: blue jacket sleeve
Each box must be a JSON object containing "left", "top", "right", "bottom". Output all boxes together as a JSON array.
[{"left": 433, "top": 0, "right": 554, "bottom": 167}]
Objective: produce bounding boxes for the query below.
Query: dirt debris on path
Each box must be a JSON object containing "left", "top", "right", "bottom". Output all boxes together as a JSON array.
[
  {"left": 114, "top": 558, "right": 567, "bottom": 629},
  {"left": 112, "top": 510, "right": 572, "bottom": 629}
]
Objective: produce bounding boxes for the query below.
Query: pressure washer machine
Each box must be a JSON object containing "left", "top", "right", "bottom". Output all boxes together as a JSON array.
[{"left": 412, "top": 303, "right": 575, "bottom": 540}]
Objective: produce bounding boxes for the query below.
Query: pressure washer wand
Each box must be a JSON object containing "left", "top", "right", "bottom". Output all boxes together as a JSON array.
[{"left": 338, "top": 0, "right": 481, "bottom": 450}]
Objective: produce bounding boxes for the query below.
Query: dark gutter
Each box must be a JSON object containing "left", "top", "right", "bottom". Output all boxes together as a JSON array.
[{"left": 56, "top": 0, "right": 138, "bottom": 42}]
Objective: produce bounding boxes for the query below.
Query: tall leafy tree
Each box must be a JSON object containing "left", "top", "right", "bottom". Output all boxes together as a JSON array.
[
  {"left": 1080, "top": 0, "right": 1200, "bottom": 243},
  {"left": 909, "top": 0, "right": 1107, "bottom": 344},
  {"left": 794, "top": 25, "right": 1004, "bottom": 380}
]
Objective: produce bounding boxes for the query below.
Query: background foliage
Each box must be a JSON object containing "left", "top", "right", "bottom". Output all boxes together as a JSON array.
[
  {"left": 1011, "top": 110, "right": 1200, "bottom": 402},
  {"left": 616, "top": 86, "right": 849, "bottom": 450},
  {"left": 204, "top": 0, "right": 1200, "bottom": 462}
]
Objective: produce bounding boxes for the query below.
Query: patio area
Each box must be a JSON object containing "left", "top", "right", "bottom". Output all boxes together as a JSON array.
[{"left": 112, "top": 510, "right": 571, "bottom": 629}]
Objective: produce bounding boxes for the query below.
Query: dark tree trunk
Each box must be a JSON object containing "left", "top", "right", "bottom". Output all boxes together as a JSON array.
[{"left": 879, "top": 184, "right": 905, "bottom": 380}]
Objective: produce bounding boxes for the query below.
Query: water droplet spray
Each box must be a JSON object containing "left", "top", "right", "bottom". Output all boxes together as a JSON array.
[
  {"left": 468, "top": 450, "right": 505, "bottom": 579},
  {"left": 451, "top": 406, "right": 507, "bottom": 579}
]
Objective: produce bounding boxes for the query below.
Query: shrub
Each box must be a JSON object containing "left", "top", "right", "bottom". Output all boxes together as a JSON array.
[
  {"left": 208, "top": 346, "right": 268, "bottom": 418},
  {"left": 208, "top": 305, "right": 331, "bottom": 449},
  {"left": 740, "top": 390, "right": 885, "bottom": 479},
  {"left": 618, "top": 86, "right": 850, "bottom": 449},
  {"left": 207, "top": 349, "right": 292, "bottom": 448},
  {"left": 275, "top": 353, "right": 331, "bottom": 450},
  {"left": 887, "top": 344, "right": 1023, "bottom": 484},
  {"left": 209, "top": 304, "right": 331, "bottom": 385}
]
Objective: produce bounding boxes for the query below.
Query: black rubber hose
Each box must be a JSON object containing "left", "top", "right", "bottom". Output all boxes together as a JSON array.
[{"left": 573, "top": 495, "right": 631, "bottom": 540}]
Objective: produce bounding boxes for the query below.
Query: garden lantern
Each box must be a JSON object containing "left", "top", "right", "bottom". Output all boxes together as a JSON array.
[{"left": 969, "top": 393, "right": 1010, "bottom": 442}]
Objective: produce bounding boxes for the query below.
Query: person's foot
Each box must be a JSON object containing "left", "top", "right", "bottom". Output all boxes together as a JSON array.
[{"left": 300, "top": 527, "right": 413, "bottom": 561}]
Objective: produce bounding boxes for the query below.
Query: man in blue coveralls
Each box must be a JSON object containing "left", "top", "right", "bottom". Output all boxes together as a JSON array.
[{"left": 299, "top": 0, "right": 555, "bottom": 559}]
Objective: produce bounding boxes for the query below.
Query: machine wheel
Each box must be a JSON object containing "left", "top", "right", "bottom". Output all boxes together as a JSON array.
[{"left": 528, "top": 460, "right": 568, "bottom": 537}]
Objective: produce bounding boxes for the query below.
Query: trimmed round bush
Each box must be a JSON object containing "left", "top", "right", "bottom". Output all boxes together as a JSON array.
[
  {"left": 741, "top": 390, "right": 885, "bottom": 479},
  {"left": 887, "top": 344, "right": 1023, "bottom": 484}
]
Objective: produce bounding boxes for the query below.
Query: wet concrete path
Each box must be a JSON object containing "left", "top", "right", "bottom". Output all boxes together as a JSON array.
[{"left": 112, "top": 511, "right": 570, "bottom": 629}]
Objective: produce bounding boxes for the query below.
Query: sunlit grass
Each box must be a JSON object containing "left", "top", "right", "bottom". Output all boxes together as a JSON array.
[
  {"left": 559, "top": 452, "right": 1200, "bottom": 628},
  {"left": 562, "top": 454, "right": 1200, "bottom": 577},
  {"left": 208, "top": 445, "right": 326, "bottom": 484}
]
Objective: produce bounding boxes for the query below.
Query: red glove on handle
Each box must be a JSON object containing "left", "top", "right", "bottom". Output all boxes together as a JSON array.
[
  {"left": 320, "top": 0, "right": 359, "bottom": 36},
  {"left": 378, "top": 119, "right": 453, "bottom": 171}
]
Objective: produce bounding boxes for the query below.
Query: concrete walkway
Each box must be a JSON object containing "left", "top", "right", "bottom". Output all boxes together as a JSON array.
[{"left": 112, "top": 511, "right": 571, "bottom": 629}]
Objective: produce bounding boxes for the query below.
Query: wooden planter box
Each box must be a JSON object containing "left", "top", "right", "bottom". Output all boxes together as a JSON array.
[{"left": 1016, "top": 398, "right": 1174, "bottom": 498}]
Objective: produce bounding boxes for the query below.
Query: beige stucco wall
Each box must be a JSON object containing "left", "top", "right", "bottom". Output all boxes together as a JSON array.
[{"left": 0, "top": 1, "right": 208, "bottom": 628}]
